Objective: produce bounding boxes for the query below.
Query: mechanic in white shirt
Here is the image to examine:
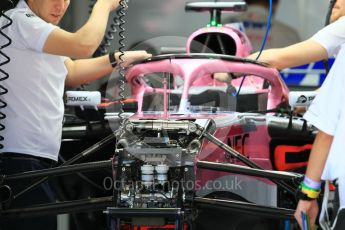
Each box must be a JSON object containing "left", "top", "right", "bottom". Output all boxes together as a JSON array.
[
  {"left": 0, "top": 0, "right": 151, "bottom": 229},
  {"left": 247, "top": 0, "right": 345, "bottom": 229}
]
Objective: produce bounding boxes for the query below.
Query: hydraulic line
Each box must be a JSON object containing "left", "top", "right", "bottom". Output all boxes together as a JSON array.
[
  {"left": 0, "top": 6, "right": 13, "bottom": 149},
  {"left": 255, "top": 0, "right": 273, "bottom": 60},
  {"left": 236, "top": 0, "right": 273, "bottom": 97}
]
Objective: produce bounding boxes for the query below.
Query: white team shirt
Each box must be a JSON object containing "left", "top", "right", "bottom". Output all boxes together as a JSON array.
[
  {"left": 304, "top": 16, "right": 345, "bottom": 225},
  {"left": 304, "top": 47, "right": 345, "bottom": 228},
  {"left": 0, "top": 1, "right": 68, "bottom": 161},
  {"left": 304, "top": 45, "right": 345, "bottom": 181},
  {"left": 311, "top": 16, "right": 345, "bottom": 57}
]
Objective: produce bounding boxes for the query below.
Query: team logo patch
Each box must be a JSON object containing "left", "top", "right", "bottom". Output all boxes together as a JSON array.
[{"left": 25, "top": 13, "right": 35, "bottom": 18}]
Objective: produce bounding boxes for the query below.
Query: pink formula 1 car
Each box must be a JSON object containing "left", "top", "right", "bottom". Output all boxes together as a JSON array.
[
  {"left": 104, "top": 52, "right": 314, "bottom": 230},
  {"left": 103, "top": 2, "right": 317, "bottom": 230},
  {"left": 0, "top": 2, "right": 319, "bottom": 230}
]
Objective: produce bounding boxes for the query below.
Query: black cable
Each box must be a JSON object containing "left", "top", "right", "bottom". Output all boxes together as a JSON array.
[
  {"left": 97, "top": 13, "right": 120, "bottom": 56},
  {"left": 0, "top": 5, "right": 13, "bottom": 149},
  {"left": 246, "top": 106, "right": 290, "bottom": 114},
  {"left": 95, "top": 1, "right": 130, "bottom": 56},
  {"left": 0, "top": 0, "right": 16, "bottom": 12},
  {"left": 325, "top": 0, "right": 337, "bottom": 26},
  {"left": 236, "top": 0, "right": 273, "bottom": 98},
  {"left": 117, "top": 0, "right": 128, "bottom": 120},
  {"left": 110, "top": 0, "right": 128, "bottom": 212}
]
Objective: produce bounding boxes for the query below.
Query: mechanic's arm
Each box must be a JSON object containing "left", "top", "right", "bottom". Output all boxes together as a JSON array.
[
  {"left": 43, "top": 0, "right": 120, "bottom": 59},
  {"left": 65, "top": 51, "right": 152, "bottom": 87},
  {"left": 294, "top": 130, "right": 333, "bottom": 230},
  {"left": 248, "top": 39, "right": 328, "bottom": 70}
]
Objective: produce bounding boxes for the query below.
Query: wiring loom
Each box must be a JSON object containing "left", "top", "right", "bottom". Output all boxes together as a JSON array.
[{"left": 0, "top": 4, "right": 13, "bottom": 149}]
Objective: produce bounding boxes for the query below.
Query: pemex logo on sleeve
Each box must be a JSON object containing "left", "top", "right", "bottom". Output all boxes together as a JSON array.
[{"left": 296, "top": 95, "right": 308, "bottom": 104}]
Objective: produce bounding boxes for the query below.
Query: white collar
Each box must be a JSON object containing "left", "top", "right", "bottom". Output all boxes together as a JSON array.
[{"left": 17, "top": 0, "right": 30, "bottom": 9}]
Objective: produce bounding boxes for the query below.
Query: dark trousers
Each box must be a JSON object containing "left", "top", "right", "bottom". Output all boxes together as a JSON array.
[
  {"left": 330, "top": 181, "right": 345, "bottom": 230},
  {"left": 0, "top": 153, "right": 57, "bottom": 230},
  {"left": 333, "top": 209, "right": 345, "bottom": 230}
]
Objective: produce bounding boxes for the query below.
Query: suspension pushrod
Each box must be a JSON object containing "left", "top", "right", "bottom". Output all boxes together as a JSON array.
[
  {"left": 0, "top": 196, "right": 114, "bottom": 220},
  {"left": 202, "top": 132, "right": 297, "bottom": 195},
  {"left": 4, "top": 160, "right": 113, "bottom": 181},
  {"left": 12, "top": 133, "right": 116, "bottom": 199},
  {"left": 197, "top": 161, "right": 302, "bottom": 181},
  {"left": 194, "top": 197, "right": 294, "bottom": 220}
]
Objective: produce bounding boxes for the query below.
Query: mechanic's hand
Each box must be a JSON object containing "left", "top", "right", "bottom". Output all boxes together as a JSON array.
[
  {"left": 214, "top": 73, "right": 232, "bottom": 84},
  {"left": 246, "top": 50, "right": 280, "bottom": 69},
  {"left": 293, "top": 106, "right": 307, "bottom": 116},
  {"left": 294, "top": 199, "right": 319, "bottom": 230},
  {"left": 115, "top": 51, "right": 152, "bottom": 67},
  {"left": 247, "top": 52, "right": 259, "bottom": 60}
]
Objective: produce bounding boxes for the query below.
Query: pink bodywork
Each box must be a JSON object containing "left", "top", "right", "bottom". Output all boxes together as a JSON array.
[
  {"left": 126, "top": 58, "right": 289, "bottom": 114},
  {"left": 186, "top": 25, "right": 253, "bottom": 57}
]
